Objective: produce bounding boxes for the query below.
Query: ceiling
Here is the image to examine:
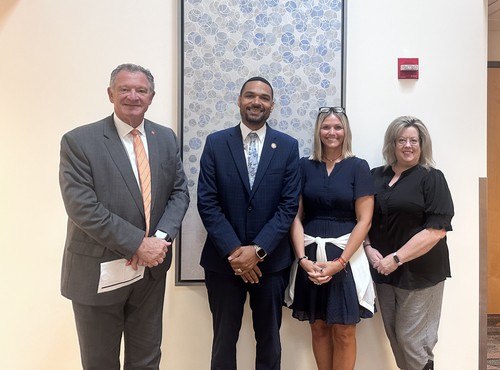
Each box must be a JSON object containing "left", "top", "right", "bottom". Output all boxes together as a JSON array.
[{"left": 491, "top": 0, "right": 500, "bottom": 30}]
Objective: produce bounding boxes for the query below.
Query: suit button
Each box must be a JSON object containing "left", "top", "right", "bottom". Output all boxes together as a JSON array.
[{"left": 248, "top": 206, "right": 253, "bottom": 211}]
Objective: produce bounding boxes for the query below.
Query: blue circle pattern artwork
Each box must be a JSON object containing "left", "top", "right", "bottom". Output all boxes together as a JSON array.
[{"left": 183, "top": 0, "right": 344, "bottom": 190}]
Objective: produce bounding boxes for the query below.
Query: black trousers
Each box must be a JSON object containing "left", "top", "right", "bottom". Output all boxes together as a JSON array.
[{"left": 205, "top": 269, "right": 288, "bottom": 370}]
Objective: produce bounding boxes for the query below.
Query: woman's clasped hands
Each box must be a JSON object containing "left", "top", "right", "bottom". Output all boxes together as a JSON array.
[{"left": 299, "top": 258, "right": 345, "bottom": 285}]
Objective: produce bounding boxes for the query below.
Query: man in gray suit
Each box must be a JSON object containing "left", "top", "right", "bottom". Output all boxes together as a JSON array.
[{"left": 59, "top": 63, "right": 189, "bottom": 370}]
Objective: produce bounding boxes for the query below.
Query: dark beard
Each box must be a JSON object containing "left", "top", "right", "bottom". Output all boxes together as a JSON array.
[{"left": 244, "top": 110, "right": 269, "bottom": 129}]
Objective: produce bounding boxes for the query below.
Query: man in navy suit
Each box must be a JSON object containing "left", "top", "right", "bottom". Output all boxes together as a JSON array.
[{"left": 197, "top": 77, "right": 300, "bottom": 370}]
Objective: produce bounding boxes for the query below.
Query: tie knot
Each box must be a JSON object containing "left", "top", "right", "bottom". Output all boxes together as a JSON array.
[
  {"left": 248, "top": 132, "right": 258, "bottom": 141},
  {"left": 131, "top": 129, "right": 140, "bottom": 137}
]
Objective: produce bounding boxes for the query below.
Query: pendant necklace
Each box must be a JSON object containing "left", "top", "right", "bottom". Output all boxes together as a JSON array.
[{"left": 322, "top": 153, "right": 342, "bottom": 163}]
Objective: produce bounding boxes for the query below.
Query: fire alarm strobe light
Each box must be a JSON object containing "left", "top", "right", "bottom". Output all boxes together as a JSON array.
[{"left": 398, "top": 58, "right": 419, "bottom": 79}]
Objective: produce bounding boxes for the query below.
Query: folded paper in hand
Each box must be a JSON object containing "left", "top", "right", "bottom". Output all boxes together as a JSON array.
[{"left": 98, "top": 259, "right": 145, "bottom": 293}]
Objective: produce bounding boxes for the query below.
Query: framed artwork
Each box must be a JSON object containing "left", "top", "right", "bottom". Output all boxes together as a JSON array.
[{"left": 177, "top": 0, "right": 346, "bottom": 284}]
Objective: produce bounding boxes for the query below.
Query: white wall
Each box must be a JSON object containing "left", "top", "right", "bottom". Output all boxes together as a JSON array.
[
  {"left": 347, "top": 3, "right": 487, "bottom": 369},
  {"left": 0, "top": 1, "right": 487, "bottom": 369}
]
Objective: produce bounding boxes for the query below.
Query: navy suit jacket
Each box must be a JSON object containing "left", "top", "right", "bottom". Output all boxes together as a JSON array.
[{"left": 198, "top": 124, "right": 300, "bottom": 275}]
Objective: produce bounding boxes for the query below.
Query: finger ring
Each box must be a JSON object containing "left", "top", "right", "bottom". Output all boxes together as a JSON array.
[{"left": 236, "top": 268, "right": 242, "bottom": 273}]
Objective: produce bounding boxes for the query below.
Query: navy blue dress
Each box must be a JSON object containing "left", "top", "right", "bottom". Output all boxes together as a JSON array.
[{"left": 291, "top": 156, "right": 375, "bottom": 324}]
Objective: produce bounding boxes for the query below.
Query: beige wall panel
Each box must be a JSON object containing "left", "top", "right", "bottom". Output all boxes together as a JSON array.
[{"left": 488, "top": 67, "right": 500, "bottom": 313}]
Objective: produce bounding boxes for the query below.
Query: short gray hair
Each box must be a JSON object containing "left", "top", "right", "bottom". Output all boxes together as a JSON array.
[
  {"left": 109, "top": 63, "right": 155, "bottom": 92},
  {"left": 310, "top": 110, "right": 354, "bottom": 162},
  {"left": 382, "top": 116, "right": 434, "bottom": 169}
]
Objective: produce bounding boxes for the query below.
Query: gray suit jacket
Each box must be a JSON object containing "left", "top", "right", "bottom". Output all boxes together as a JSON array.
[{"left": 59, "top": 115, "right": 189, "bottom": 305}]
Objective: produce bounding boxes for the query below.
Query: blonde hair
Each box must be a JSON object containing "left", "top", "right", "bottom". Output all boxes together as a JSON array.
[
  {"left": 382, "top": 116, "right": 434, "bottom": 169},
  {"left": 310, "top": 110, "right": 354, "bottom": 162}
]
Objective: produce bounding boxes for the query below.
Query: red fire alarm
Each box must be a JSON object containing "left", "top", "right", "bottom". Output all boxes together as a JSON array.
[{"left": 398, "top": 58, "right": 419, "bottom": 79}]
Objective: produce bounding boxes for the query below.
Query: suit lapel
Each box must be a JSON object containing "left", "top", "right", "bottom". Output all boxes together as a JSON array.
[
  {"left": 144, "top": 120, "right": 159, "bottom": 215},
  {"left": 227, "top": 126, "right": 252, "bottom": 193},
  {"left": 102, "top": 116, "right": 144, "bottom": 216},
  {"left": 251, "top": 125, "right": 277, "bottom": 194}
]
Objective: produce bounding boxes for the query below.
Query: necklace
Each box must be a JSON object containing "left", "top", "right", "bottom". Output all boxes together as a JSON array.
[{"left": 322, "top": 153, "right": 342, "bottom": 163}]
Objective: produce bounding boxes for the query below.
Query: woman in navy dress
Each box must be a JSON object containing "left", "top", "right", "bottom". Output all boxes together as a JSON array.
[{"left": 288, "top": 107, "right": 375, "bottom": 370}]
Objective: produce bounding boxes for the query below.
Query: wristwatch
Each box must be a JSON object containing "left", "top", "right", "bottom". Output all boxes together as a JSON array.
[
  {"left": 155, "top": 230, "right": 173, "bottom": 243},
  {"left": 392, "top": 253, "right": 403, "bottom": 266},
  {"left": 254, "top": 245, "right": 267, "bottom": 260}
]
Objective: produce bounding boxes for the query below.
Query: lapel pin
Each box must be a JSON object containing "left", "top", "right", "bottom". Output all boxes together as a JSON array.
[
  {"left": 271, "top": 143, "right": 277, "bottom": 149},
  {"left": 151, "top": 130, "right": 156, "bottom": 135}
]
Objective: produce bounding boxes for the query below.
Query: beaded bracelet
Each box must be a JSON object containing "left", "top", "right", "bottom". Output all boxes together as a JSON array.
[{"left": 333, "top": 256, "right": 347, "bottom": 269}]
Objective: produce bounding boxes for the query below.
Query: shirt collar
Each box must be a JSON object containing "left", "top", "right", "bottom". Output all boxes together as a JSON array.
[
  {"left": 113, "top": 114, "right": 146, "bottom": 138},
  {"left": 240, "top": 122, "right": 266, "bottom": 142}
]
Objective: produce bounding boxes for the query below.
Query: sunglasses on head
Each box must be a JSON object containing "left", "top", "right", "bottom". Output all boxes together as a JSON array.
[{"left": 318, "top": 107, "right": 345, "bottom": 114}]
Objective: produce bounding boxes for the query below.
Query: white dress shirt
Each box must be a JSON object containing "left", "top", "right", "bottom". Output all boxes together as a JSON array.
[
  {"left": 113, "top": 114, "right": 149, "bottom": 188},
  {"left": 240, "top": 122, "right": 266, "bottom": 165},
  {"left": 113, "top": 115, "right": 166, "bottom": 239}
]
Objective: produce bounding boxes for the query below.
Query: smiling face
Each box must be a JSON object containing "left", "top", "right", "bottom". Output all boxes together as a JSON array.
[
  {"left": 238, "top": 81, "right": 274, "bottom": 130},
  {"left": 394, "top": 126, "right": 421, "bottom": 169},
  {"left": 107, "top": 70, "right": 155, "bottom": 128},
  {"left": 320, "top": 114, "right": 345, "bottom": 155}
]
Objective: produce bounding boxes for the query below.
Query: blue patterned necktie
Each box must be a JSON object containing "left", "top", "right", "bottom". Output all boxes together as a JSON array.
[{"left": 247, "top": 132, "right": 259, "bottom": 189}]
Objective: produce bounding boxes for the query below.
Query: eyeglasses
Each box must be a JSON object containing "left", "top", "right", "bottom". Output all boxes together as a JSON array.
[
  {"left": 319, "top": 107, "right": 345, "bottom": 114},
  {"left": 396, "top": 137, "right": 420, "bottom": 147}
]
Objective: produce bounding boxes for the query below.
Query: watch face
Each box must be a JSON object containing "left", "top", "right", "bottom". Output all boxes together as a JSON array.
[
  {"left": 256, "top": 248, "right": 266, "bottom": 259},
  {"left": 393, "top": 254, "right": 401, "bottom": 264}
]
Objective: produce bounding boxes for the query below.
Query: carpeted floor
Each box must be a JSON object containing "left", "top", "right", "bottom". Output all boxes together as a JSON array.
[{"left": 488, "top": 315, "right": 500, "bottom": 369}]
